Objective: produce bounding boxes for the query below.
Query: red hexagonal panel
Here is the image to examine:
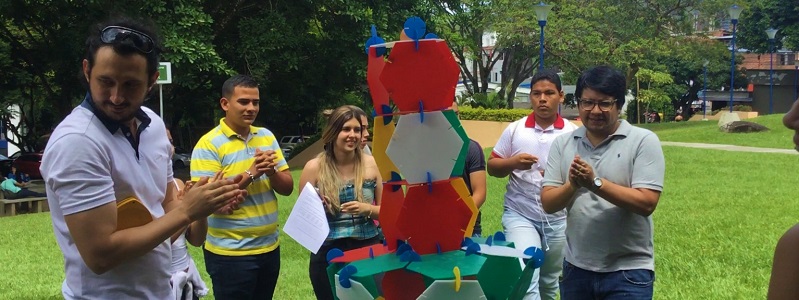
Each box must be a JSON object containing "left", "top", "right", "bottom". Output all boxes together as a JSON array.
[
  {"left": 396, "top": 181, "right": 474, "bottom": 255},
  {"left": 367, "top": 47, "right": 389, "bottom": 111},
  {"left": 380, "top": 40, "right": 460, "bottom": 113},
  {"left": 379, "top": 185, "right": 406, "bottom": 251},
  {"left": 383, "top": 269, "right": 427, "bottom": 300}
]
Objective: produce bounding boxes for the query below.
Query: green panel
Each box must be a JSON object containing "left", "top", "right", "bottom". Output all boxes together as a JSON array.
[
  {"left": 477, "top": 255, "right": 522, "bottom": 300},
  {"left": 508, "top": 260, "right": 539, "bottom": 300},
  {"left": 345, "top": 252, "right": 410, "bottom": 277},
  {"left": 443, "top": 109, "right": 470, "bottom": 177},
  {"left": 406, "top": 250, "right": 487, "bottom": 280}
]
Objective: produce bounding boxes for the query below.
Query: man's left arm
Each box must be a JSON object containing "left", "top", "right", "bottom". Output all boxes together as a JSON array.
[{"left": 587, "top": 133, "right": 665, "bottom": 216}]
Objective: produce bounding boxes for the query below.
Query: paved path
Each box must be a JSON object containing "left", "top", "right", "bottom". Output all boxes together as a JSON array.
[{"left": 660, "top": 141, "right": 798, "bottom": 155}]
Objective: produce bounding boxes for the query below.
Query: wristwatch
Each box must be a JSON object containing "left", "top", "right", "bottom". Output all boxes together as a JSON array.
[
  {"left": 264, "top": 166, "right": 277, "bottom": 177},
  {"left": 591, "top": 177, "right": 603, "bottom": 191}
]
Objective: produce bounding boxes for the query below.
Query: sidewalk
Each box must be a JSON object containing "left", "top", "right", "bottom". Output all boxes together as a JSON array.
[{"left": 660, "top": 141, "right": 798, "bottom": 155}]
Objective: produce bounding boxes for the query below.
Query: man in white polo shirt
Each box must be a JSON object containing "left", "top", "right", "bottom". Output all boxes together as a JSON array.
[
  {"left": 542, "top": 65, "right": 665, "bottom": 299},
  {"left": 40, "top": 17, "right": 243, "bottom": 299},
  {"left": 487, "top": 69, "right": 578, "bottom": 300}
]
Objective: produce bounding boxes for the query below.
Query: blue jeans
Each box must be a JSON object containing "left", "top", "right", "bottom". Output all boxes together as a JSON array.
[
  {"left": 560, "top": 261, "right": 655, "bottom": 300},
  {"left": 502, "top": 209, "right": 566, "bottom": 300},
  {"left": 204, "top": 247, "right": 280, "bottom": 300}
]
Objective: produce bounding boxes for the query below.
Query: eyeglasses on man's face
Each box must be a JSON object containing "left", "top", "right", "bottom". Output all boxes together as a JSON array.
[
  {"left": 100, "top": 26, "right": 155, "bottom": 54},
  {"left": 578, "top": 99, "right": 616, "bottom": 112}
]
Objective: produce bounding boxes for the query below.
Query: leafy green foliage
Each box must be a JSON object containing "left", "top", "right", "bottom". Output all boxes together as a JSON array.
[
  {"left": 737, "top": 0, "right": 799, "bottom": 53},
  {"left": 458, "top": 106, "right": 531, "bottom": 122}
]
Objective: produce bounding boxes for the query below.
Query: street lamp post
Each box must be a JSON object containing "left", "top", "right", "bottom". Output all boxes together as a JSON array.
[
  {"left": 727, "top": 4, "right": 742, "bottom": 113},
  {"left": 766, "top": 28, "right": 778, "bottom": 114},
  {"left": 533, "top": 2, "right": 552, "bottom": 72},
  {"left": 703, "top": 59, "right": 709, "bottom": 120}
]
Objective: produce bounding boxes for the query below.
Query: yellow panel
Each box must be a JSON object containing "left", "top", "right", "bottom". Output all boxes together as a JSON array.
[
  {"left": 373, "top": 116, "right": 400, "bottom": 180},
  {"left": 451, "top": 178, "right": 478, "bottom": 237}
]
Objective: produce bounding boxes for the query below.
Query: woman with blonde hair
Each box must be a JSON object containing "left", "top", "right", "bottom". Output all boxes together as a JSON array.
[{"left": 298, "top": 105, "right": 382, "bottom": 300}]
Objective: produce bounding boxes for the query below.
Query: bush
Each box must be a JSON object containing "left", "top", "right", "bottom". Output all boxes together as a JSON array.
[
  {"left": 458, "top": 107, "right": 532, "bottom": 122},
  {"left": 711, "top": 104, "right": 753, "bottom": 115},
  {"left": 457, "top": 92, "right": 507, "bottom": 109}
]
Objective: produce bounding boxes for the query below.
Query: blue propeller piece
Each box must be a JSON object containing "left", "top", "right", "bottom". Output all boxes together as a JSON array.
[
  {"left": 364, "top": 25, "right": 386, "bottom": 57},
  {"left": 465, "top": 243, "right": 481, "bottom": 256},
  {"left": 326, "top": 248, "right": 344, "bottom": 263},
  {"left": 338, "top": 265, "right": 358, "bottom": 288},
  {"left": 524, "top": 247, "right": 546, "bottom": 269}
]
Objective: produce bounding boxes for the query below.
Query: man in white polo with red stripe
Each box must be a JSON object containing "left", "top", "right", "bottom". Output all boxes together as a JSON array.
[{"left": 487, "top": 69, "right": 578, "bottom": 300}]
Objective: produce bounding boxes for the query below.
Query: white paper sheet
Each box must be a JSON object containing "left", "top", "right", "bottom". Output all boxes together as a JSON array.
[{"left": 283, "top": 182, "right": 330, "bottom": 254}]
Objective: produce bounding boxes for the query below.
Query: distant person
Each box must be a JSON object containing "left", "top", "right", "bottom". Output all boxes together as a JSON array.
[
  {"left": 542, "top": 65, "right": 665, "bottom": 299},
  {"left": 768, "top": 97, "right": 799, "bottom": 299},
  {"left": 1, "top": 175, "right": 44, "bottom": 199},
  {"left": 191, "top": 74, "right": 294, "bottom": 300},
  {"left": 298, "top": 105, "right": 382, "bottom": 300},
  {"left": 8, "top": 166, "right": 31, "bottom": 183},
  {"left": 40, "top": 17, "right": 243, "bottom": 299},
  {"left": 487, "top": 69, "right": 579, "bottom": 300},
  {"left": 1, "top": 174, "right": 45, "bottom": 213}
]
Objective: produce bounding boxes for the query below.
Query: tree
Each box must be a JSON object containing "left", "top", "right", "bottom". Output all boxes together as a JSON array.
[
  {"left": 0, "top": 0, "right": 428, "bottom": 152},
  {"left": 426, "top": 0, "right": 501, "bottom": 101},
  {"left": 737, "top": 0, "right": 798, "bottom": 53}
]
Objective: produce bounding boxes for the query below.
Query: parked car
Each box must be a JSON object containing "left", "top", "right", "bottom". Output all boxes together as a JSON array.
[
  {"left": 280, "top": 135, "right": 310, "bottom": 155},
  {"left": 13, "top": 152, "right": 44, "bottom": 179},
  {"left": 173, "top": 146, "right": 191, "bottom": 169}
]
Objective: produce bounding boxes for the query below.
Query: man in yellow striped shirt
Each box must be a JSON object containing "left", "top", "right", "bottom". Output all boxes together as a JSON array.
[{"left": 191, "top": 74, "right": 294, "bottom": 300}]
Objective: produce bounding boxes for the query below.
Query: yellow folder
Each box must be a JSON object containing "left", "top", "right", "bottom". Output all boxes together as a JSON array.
[{"left": 116, "top": 197, "right": 153, "bottom": 231}]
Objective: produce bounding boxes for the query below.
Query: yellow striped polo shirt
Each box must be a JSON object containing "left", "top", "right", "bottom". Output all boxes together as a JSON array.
[{"left": 190, "top": 118, "right": 289, "bottom": 256}]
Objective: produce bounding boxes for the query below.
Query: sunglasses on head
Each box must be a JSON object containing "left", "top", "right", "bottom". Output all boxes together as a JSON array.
[{"left": 100, "top": 26, "right": 155, "bottom": 54}]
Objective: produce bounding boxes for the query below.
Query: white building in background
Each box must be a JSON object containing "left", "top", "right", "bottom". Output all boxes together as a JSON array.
[{"left": 2, "top": 104, "right": 22, "bottom": 157}]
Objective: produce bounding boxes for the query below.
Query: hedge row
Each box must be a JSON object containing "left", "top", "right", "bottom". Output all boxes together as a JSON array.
[
  {"left": 458, "top": 106, "right": 532, "bottom": 122},
  {"left": 287, "top": 107, "right": 533, "bottom": 159}
]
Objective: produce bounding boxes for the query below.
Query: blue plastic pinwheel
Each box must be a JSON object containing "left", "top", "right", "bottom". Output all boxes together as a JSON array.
[{"left": 364, "top": 25, "right": 386, "bottom": 57}]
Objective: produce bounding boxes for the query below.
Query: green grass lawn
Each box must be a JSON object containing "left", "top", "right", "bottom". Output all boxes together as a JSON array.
[
  {"left": 639, "top": 114, "right": 795, "bottom": 149},
  {"left": 2, "top": 125, "right": 798, "bottom": 299}
]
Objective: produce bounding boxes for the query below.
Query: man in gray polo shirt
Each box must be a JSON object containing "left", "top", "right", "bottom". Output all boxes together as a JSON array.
[{"left": 541, "top": 65, "right": 665, "bottom": 299}]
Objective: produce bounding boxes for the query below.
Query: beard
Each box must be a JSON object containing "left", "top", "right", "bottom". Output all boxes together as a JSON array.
[{"left": 94, "top": 100, "right": 138, "bottom": 124}]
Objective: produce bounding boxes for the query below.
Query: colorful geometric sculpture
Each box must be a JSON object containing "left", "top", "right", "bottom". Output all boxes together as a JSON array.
[
  {"left": 396, "top": 183, "right": 473, "bottom": 255},
  {"left": 379, "top": 40, "right": 460, "bottom": 112},
  {"left": 386, "top": 111, "right": 464, "bottom": 184},
  {"left": 418, "top": 280, "right": 487, "bottom": 300},
  {"left": 372, "top": 116, "right": 399, "bottom": 180},
  {"left": 327, "top": 16, "right": 543, "bottom": 300},
  {"left": 451, "top": 178, "right": 479, "bottom": 237}
]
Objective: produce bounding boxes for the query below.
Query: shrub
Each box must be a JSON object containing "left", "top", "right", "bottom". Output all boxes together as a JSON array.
[
  {"left": 711, "top": 104, "right": 753, "bottom": 115},
  {"left": 458, "top": 107, "right": 532, "bottom": 122}
]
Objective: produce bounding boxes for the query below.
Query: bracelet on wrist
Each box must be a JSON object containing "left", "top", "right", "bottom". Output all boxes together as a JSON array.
[{"left": 244, "top": 170, "right": 257, "bottom": 184}]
